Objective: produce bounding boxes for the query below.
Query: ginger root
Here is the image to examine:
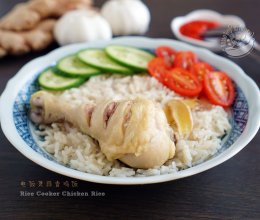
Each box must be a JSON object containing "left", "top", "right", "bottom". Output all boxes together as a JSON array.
[
  {"left": 0, "top": 19, "right": 55, "bottom": 56},
  {"left": 0, "top": 47, "right": 7, "bottom": 57},
  {"left": 0, "top": 0, "right": 93, "bottom": 58},
  {"left": 0, "top": 0, "right": 93, "bottom": 31},
  {"left": 0, "top": 3, "right": 41, "bottom": 32}
]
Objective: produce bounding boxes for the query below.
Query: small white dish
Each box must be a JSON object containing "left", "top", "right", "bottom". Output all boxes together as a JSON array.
[
  {"left": 171, "top": 9, "right": 245, "bottom": 51},
  {"left": 0, "top": 37, "right": 259, "bottom": 185}
]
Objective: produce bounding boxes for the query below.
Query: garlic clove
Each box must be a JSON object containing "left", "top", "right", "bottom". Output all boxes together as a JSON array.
[
  {"left": 182, "top": 99, "right": 198, "bottom": 109},
  {"left": 164, "top": 100, "right": 194, "bottom": 138}
]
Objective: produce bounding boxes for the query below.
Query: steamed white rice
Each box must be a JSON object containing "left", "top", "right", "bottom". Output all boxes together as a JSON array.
[{"left": 35, "top": 74, "right": 231, "bottom": 177}]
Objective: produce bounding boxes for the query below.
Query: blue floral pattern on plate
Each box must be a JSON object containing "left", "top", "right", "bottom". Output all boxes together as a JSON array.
[
  {"left": 13, "top": 75, "right": 55, "bottom": 161},
  {"left": 13, "top": 75, "right": 249, "bottom": 165}
]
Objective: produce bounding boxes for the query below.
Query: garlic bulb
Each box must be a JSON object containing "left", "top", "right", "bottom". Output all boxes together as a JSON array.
[
  {"left": 54, "top": 10, "right": 112, "bottom": 46},
  {"left": 101, "top": 0, "right": 151, "bottom": 35}
]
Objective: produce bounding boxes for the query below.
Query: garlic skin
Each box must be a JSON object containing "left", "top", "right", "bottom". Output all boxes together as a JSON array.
[
  {"left": 101, "top": 0, "right": 151, "bottom": 35},
  {"left": 54, "top": 10, "right": 112, "bottom": 46}
]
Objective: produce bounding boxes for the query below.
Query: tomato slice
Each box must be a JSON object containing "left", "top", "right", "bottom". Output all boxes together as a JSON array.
[
  {"left": 173, "top": 51, "right": 198, "bottom": 70},
  {"left": 190, "top": 62, "right": 214, "bottom": 82},
  {"left": 203, "top": 71, "right": 235, "bottom": 107},
  {"left": 155, "top": 46, "right": 176, "bottom": 67},
  {"left": 155, "top": 46, "right": 176, "bottom": 58},
  {"left": 164, "top": 68, "right": 202, "bottom": 97},
  {"left": 148, "top": 57, "right": 170, "bottom": 83}
]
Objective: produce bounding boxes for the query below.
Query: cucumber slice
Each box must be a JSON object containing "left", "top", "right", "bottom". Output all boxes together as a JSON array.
[
  {"left": 56, "top": 55, "right": 101, "bottom": 77},
  {"left": 77, "top": 49, "right": 133, "bottom": 74},
  {"left": 38, "top": 68, "right": 85, "bottom": 91},
  {"left": 105, "top": 45, "right": 155, "bottom": 71}
]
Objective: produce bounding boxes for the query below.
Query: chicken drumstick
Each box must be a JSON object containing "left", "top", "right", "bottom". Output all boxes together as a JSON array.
[{"left": 30, "top": 91, "right": 175, "bottom": 169}]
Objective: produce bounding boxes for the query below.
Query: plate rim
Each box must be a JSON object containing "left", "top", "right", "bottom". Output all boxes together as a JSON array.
[{"left": 1, "top": 36, "right": 259, "bottom": 185}]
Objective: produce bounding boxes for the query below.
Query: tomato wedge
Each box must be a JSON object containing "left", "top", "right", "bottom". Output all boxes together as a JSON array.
[
  {"left": 164, "top": 68, "right": 202, "bottom": 97},
  {"left": 203, "top": 71, "right": 235, "bottom": 107},
  {"left": 190, "top": 62, "right": 214, "bottom": 82},
  {"left": 148, "top": 57, "right": 170, "bottom": 83},
  {"left": 173, "top": 51, "right": 198, "bottom": 70}
]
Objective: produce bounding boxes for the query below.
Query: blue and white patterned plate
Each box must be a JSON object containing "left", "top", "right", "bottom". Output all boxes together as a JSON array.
[{"left": 1, "top": 37, "right": 259, "bottom": 185}]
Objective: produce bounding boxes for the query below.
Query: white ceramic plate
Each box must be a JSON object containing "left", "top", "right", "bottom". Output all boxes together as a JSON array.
[
  {"left": 171, "top": 9, "right": 245, "bottom": 51},
  {"left": 1, "top": 37, "right": 259, "bottom": 185}
]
